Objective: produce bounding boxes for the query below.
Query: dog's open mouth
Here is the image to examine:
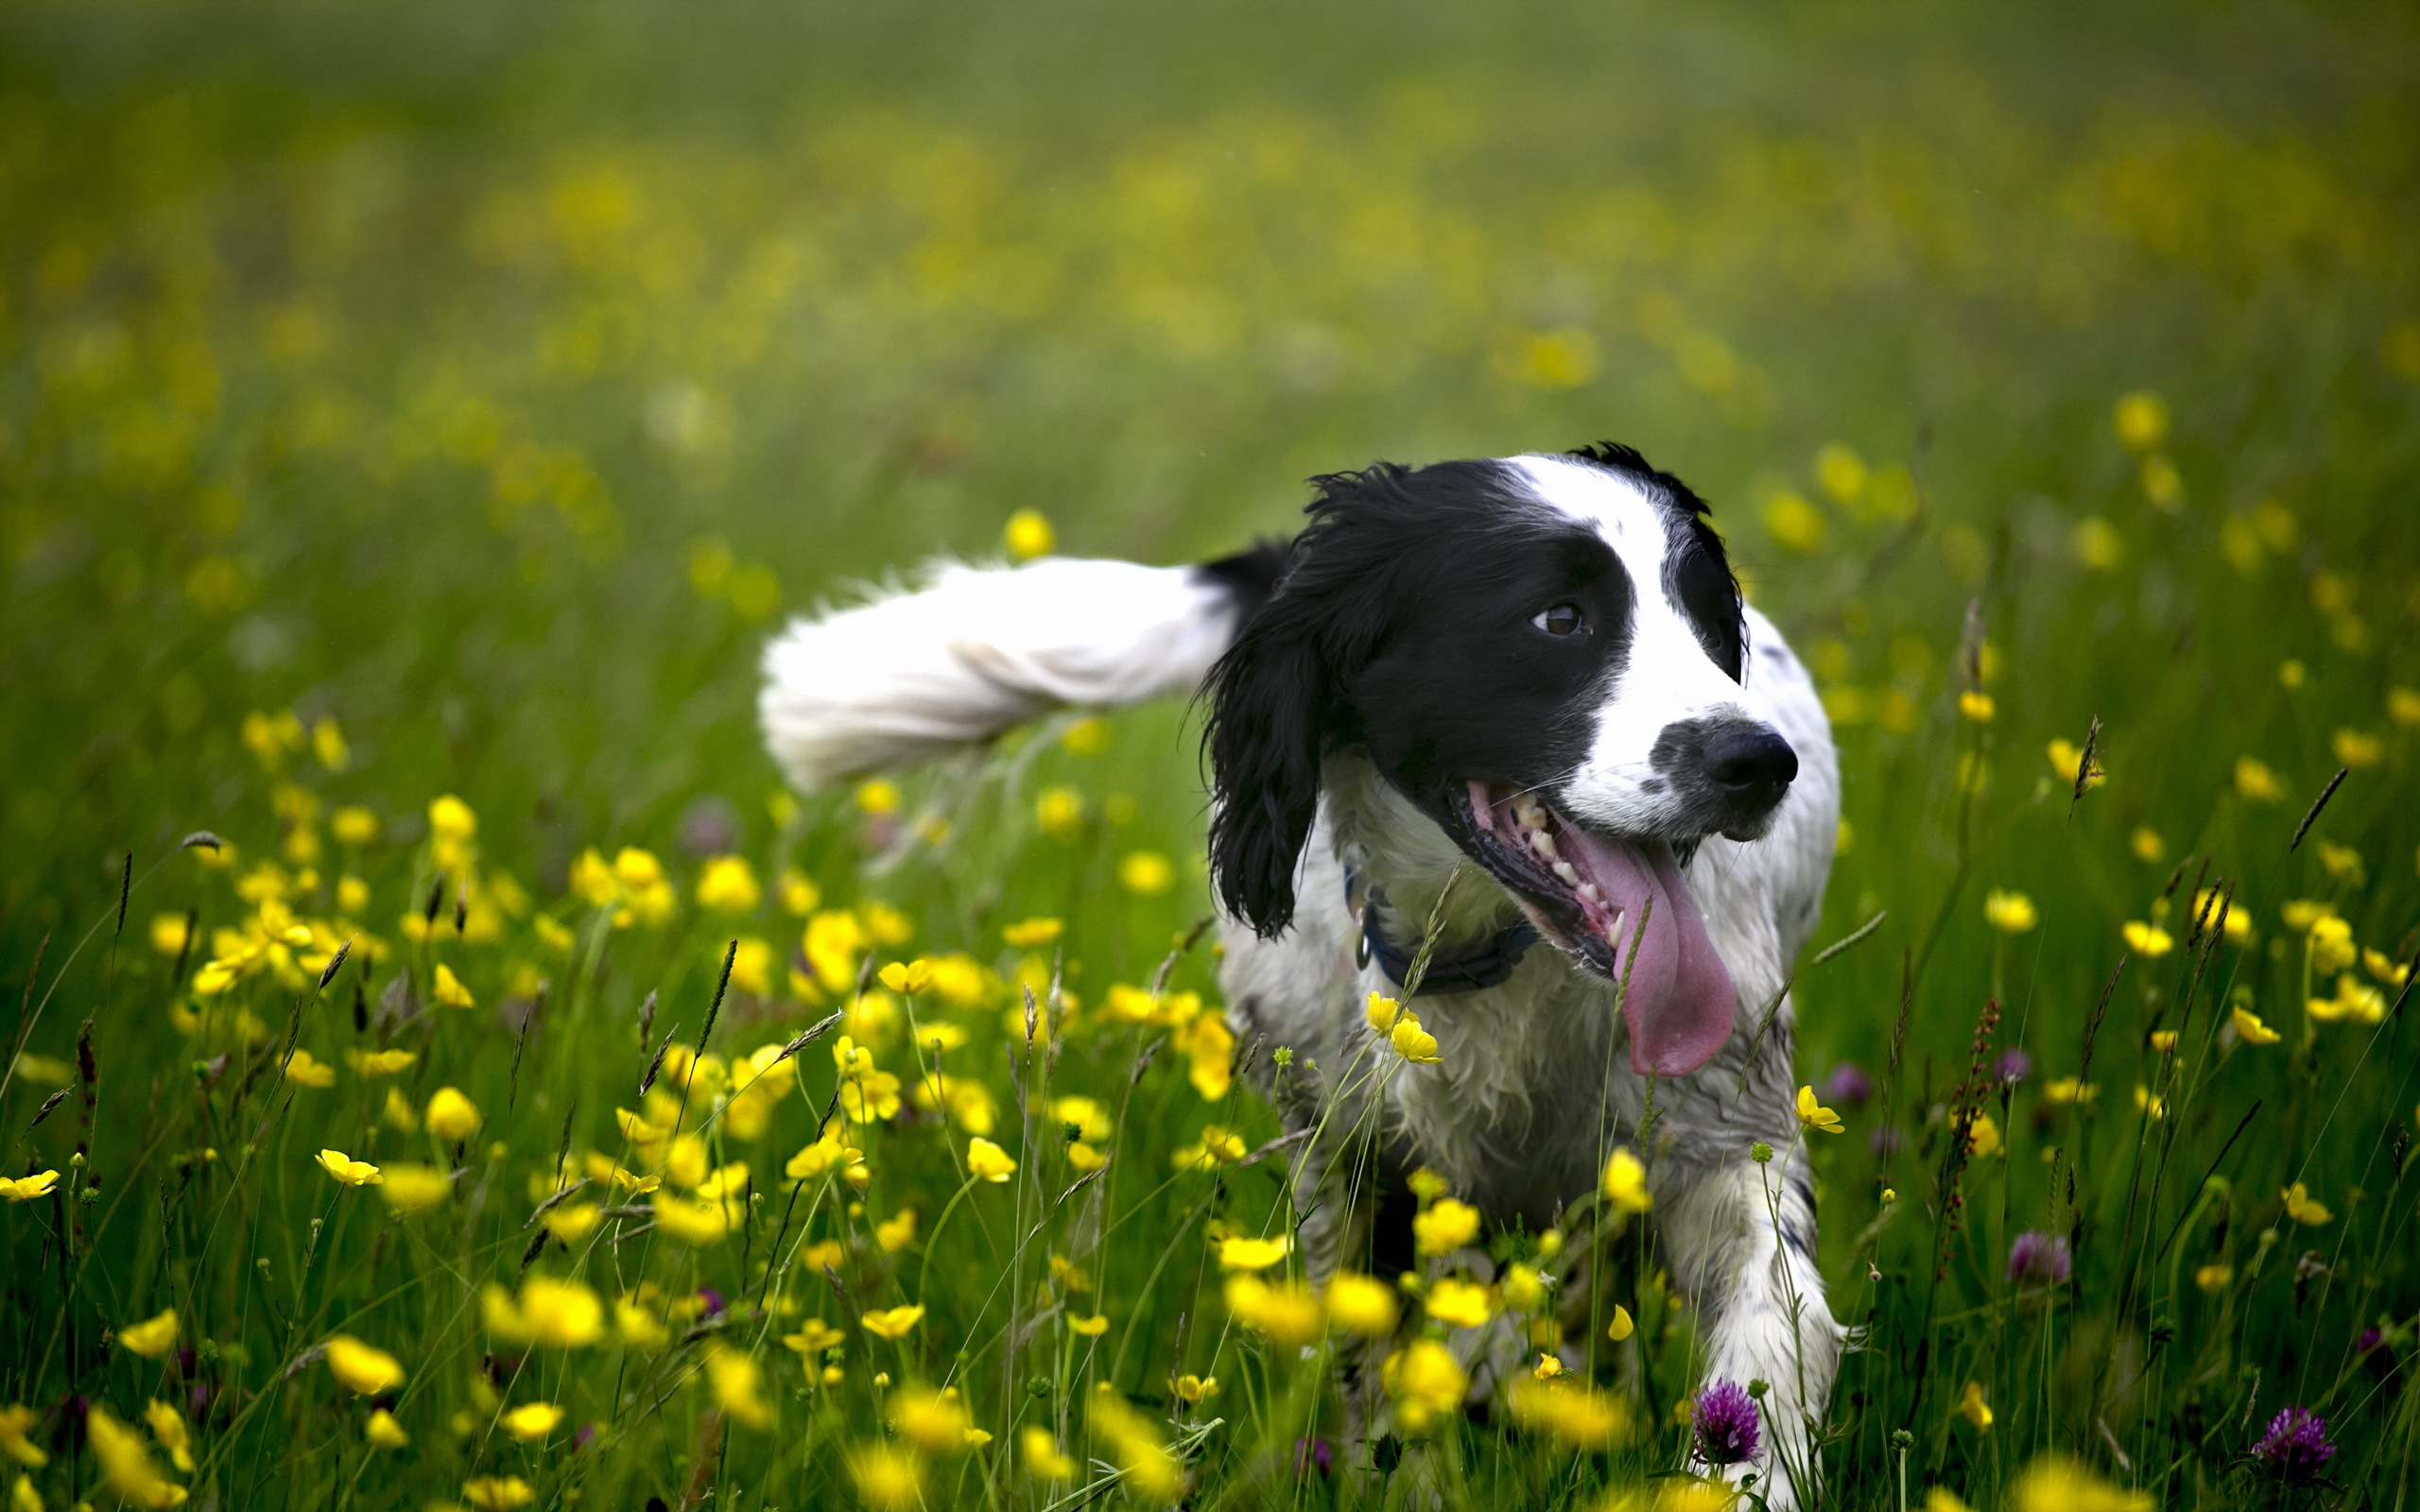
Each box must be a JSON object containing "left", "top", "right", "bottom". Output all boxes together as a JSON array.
[{"left": 1459, "top": 780, "right": 1736, "bottom": 1077}]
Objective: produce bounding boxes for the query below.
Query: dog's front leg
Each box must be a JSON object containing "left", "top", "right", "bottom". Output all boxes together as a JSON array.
[{"left": 1659, "top": 1143, "right": 1841, "bottom": 1510}]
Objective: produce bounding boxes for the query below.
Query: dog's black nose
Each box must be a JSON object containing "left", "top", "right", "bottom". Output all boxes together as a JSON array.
[{"left": 1702, "top": 725, "right": 1798, "bottom": 809}]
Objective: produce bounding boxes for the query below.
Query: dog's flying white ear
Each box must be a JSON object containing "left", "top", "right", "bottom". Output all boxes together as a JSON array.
[{"left": 758, "top": 557, "right": 1243, "bottom": 790}]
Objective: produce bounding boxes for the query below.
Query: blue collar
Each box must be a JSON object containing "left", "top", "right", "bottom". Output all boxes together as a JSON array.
[{"left": 1348, "top": 868, "right": 1541, "bottom": 995}]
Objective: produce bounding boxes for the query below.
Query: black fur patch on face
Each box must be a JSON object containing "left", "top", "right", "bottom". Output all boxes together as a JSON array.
[
  {"left": 1568, "top": 441, "right": 1746, "bottom": 682},
  {"left": 1204, "top": 458, "right": 1637, "bottom": 934}
]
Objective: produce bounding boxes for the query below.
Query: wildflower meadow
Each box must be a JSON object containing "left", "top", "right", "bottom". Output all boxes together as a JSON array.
[{"left": 4, "top": 3, "right": 2419, "bottom": 1508}]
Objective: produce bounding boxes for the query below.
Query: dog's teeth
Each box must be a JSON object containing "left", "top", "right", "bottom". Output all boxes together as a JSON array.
[
  {"left": 1578, "top": 882, "right": 1602, "bottom": 904},
  {"left": 1529, "top": 829, "right": 1558, "bottom": 859},
  {"left": 1553, "top": 861, "right": 1580, "bottom": 885},
  {"left": 1603, "top": 909, "right": 1625, "bottom": 938}
]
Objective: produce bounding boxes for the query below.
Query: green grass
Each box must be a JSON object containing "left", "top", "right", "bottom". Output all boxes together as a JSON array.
[{"left": 4, "top": 2, "right": 2419, "bottom": 1507}]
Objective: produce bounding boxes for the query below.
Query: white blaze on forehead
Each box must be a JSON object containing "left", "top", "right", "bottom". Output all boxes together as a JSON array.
[{"left": 1509, "top": 454, "right": 1754, "bottom": 833}]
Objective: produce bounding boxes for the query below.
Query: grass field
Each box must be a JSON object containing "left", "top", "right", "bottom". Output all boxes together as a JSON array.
[{"left": 5, "top": 2, "right": 2420, "bottom": 1507}]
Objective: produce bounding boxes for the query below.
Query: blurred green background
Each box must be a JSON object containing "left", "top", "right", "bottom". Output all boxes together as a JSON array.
[
  {"left": 10, "top": 0, "right": 2420, "bottom": 1196},
  {"left": 5, "top": 1, "right": 2420, "bottom": 1498},
  {"left": 7, "top": 0, "right": 2414, "bottom": 919}
]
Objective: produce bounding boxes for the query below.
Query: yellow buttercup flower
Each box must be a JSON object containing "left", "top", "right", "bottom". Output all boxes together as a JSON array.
[
  {"left": 705, "top": 1346, "right": 773, "bottom": 1430},
  {"left": 2194, "top": 1263, "right": 2234, "bottom": 1294},
  {"left": 364, "top": 1408, "right": 409, "bottom": 1449},
  {"left": 1034, "top": 786, "right": 1084, "bottom": 839},
  {"left": 889, "top": 1385, "right": 972, "bottom": 1453},
  {"left": 1, "top": 1404, "right": 49, "bottom": 1467},
  {"left": 499, "top": 1402, "right": 563, "bottom": 1443},
  {"left": 1172, "top": 1125, "right": 1246, "bottom": 1171},
  {"left": 323, "top": 1335, "right": 406, "bottom": 1395},
  {"left": 282, "top": 1047, "right": 337, "bottom": 1088},
  {"left": 849, "top": 1444, "right": 925, "bottom": 1510},
  {"left": 1982, "top": 890, "right": 2038, "bottom": 934},
  {"left": 0, "top": 1172, "right": 60, "bottom": 1203},
  {"left": 482, "top": 1276, "right": 605, "bottom": 1349},
  {"left": 1003, "top": 509, "right": 1055, "bottom": 559},
  {"left": 2308, "top": 973, "right": 2386, "bottom": 1024},
  {"left": 462, "top": 1476, "right": 536, "bottom": 1510},
  {"left": 2282, "top": 1182, "right": 2332, "bottom": 1225},
  {"left": 1381, "top": 1338, "right": 1468, "bottom": 1435},
  {"left": 696, "top": 855, "right": 761, "bottom": 913},
  {"left": 1389, "top": 1013, "right": 1443, "bottom": 1065},
  {"left": 772, "top": 1321, "right": 840, "bottom": 1365},
  {"left": 1607, "top": 1304, "right": 1635, "bottom": 1342},
  {"left": 2113, "top": 390, "right": 2169, "bottom": 452},
  {"left": 431, "top": 963, "right": 475, "bottom": 1009},
  {"left": 615, "top": 1301, "right": 670, "bottom": 1349},
  {"left": 1797, "top": 1084, "right": 1844, "bottom": 1134},
  {"left": 1601, "top": 1147, "right": 1652, "bottom": 1213},
  {"left": 149, "top": 911, "right": 196, "bottom": 956},
  {"left": 346, "top": 1047, "right": 416, "bottom": 1076},
  {"left": 118, "top": 1308, "right": 179, "bottom": 1359},
  {"left": 965, "top": 1136, "right": 1017, "bottom": 1182},
  {"left": 424, "top": 1087, "right": 482, "bottom": 1141},
  {"left": 1222, "top": 1274, "right": 1324, "bottom": 1348},
  {"left": 139, "top": 1393, "right": 191, "bottom": 1470},
  {"left": 1001, "top": 917, "right": 1063, "bottom": 948},
  {"left": 1412, "top": 1197, "right": 1480, "bottom": 1256},
  {"left": 875, "top": 1208, "right": 918, "bottom": 1253},
  {"left": 317, "top": 1149, "right": 382, "bottom": 1186},
  {"left": 1955, "top": 1380, "right": 1993, "bottom": 1432},
  {"left": 2120, "top": 921, "right": 2172, "bottom": 958},
  {"left": 1117, "top": 850, "right": 1174, "bottom": 895},
  {"left": 2046, "top": 738, "right": 2103, "bottom": 790},
  {"left": 378, "top": 1163, "right": 453, "bottom": 1214},
  {"left": 331, "top": 806, "right": 380, "bottom": 846},
  {"left": 2234, "top": 757, "right": 2282, "bottom": 803},
  {"left": 2308, "top": 915, "right": 2357, "bottom": 972},
  {"left": 860, "top": 1304, "right": 926, "bottom": 1341},
  {"left": 1966, "top": 1112, "right": 2002, "bottom": 1157},
  {"left": 2231, "top": 1007, "right": 2279, "bottom": 1045},
  {"left": 1022, "top": 1425, "right": 1078, "bottom": 1480},
  {"left": 2009, "top": 1455, "right": 2152, "bottom": 1512},
  {"left": 1323, "top": 1272, "right": 1400, "bottom": 1337},
  {"left": 651, "top": 1192, "right": 735, "bottom": 1246},
  {"left": 1068, "top": 1314, "right": 1111, "bottom": 1337},
  {"left": 86, "top": 1405, "right": 185, "bottom": 1510},
  {"left": 1218, "top": 1234, "right": 1291, "bottom": 1271},
  {"left": 1424, "top": 1278, "right": 1493, "bottom": 1329}
]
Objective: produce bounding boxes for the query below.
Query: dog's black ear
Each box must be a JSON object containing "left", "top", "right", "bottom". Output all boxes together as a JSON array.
[{"left": 1204, "top": 605, "right": 1332, "bottom": 936}]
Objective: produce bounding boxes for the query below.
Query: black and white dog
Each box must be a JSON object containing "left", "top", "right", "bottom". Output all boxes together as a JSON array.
[{"left": 761, "top": 445, "right": 1841, "bottom": 1501}]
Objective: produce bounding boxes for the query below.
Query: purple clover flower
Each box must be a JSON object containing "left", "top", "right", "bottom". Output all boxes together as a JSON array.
[
  {"left": 1293, "top": 1436, "right": 1332, "bottom": 1477},
  {"left": 2357, "top": 1328, "right": 2384, "bottom": 1355},
  {"left": 1693, "top": 1380, "right": 1761, "bottom": 1467},
  {"left": 1994, "top": 1048, "right": 2032, "bottom": 1086},
  {"left": 1869, "top": 1125, "right": 1906, "bottom": 1157},
  {"left": 2254, "top": 1406, "right": 2335, "bottom": 1483},
  {"left": 2005, "top": 1229, "right": 2072, "bottom": 1286},
  {"left": 697, "top": 1287, "right": 726, "bottom": 1319},
  {"left": 1824, "top": 1062, "right": 1874, "bottom": 1109}
]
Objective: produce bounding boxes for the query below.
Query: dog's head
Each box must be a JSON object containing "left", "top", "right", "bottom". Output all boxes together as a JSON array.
[{"left": 1205, "top": 445, "right": 1796, "bottom": 1076}]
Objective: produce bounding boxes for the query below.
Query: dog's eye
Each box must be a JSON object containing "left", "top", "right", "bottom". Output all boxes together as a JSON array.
[{"left": 1531, "top": 603, "right": 1586, "bottom": 637}]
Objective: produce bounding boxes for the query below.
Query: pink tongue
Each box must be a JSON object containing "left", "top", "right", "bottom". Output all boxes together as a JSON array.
[{"left": 1553, "top": 828, "right": 1737, "bottom": 1077}]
